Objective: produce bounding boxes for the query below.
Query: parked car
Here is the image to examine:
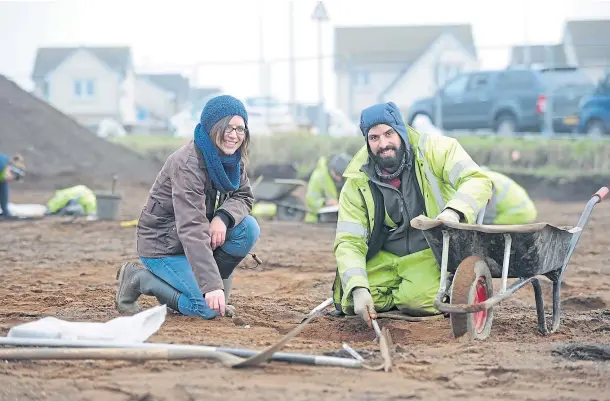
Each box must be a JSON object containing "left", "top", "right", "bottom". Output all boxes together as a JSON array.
[
  {"left": 406, "top": 67, "right": 595, "bottom": 134},
  {"left": 576, "top": 72, "right": 610, "bottom": 135}
]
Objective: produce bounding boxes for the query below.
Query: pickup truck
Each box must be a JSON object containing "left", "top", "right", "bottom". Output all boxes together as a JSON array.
[{"left": 406, "top": 67, "right": 594, "bottom": 134}]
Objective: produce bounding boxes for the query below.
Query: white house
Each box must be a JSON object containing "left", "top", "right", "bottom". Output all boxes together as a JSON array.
[
  {"left": 134, "top": 73, "right": 190, "bottom": 133},
  {"left": 31, "top": 46, "right": 137, "bottom": 131},
  {"left": 334, "top": 24, "right": 480, "bottom": 121},
  {"left": 563, "top": 19, "right": 610, "bottom": 83},
  {"left": 509, "top": 19, "right": 610, "bottom": 84}
]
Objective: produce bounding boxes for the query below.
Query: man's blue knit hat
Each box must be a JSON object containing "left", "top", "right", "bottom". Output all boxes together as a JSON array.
[
  {"left": 200, "top": 95, "right": 249, "bottom": 133},
  {"left": 359, "top": 101, "right": 408, "bottom": 144}
]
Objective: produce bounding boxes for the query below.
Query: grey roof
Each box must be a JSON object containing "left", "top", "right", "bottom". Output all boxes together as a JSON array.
[
  {"left": 32, "top": 46, "right": 132, "bottom": 80},
  {"left": 189, "top": 87, "right": 222, "bottom": 104},
  {"left": 139, "top": 73, "right": 190, "bottom": 103},
  {"left": 509, "top": 44, "right": 568, "bottom": 67},
  {"left": 564, "top": 19, "right": 610, "bottom": 64},
  {"left": 334, "top": 24, "right": 477, "bottom": 70}
]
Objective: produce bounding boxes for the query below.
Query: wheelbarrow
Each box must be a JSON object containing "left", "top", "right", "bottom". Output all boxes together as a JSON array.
[
  {"left": 251, "top": 178, "right": 308, "bottom": 222},
  {"left": 410, "top": 186, "right": 608, "bottom": 340}
]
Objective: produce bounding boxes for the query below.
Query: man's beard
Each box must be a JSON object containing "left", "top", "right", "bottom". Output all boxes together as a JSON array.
[{"left": 372, "top": 142, "right": 405, "bottom": 172}]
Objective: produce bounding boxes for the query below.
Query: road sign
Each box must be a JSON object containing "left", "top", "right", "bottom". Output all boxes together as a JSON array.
[{"left": 311, "top": 1, "right": 329, "bottom": 22}]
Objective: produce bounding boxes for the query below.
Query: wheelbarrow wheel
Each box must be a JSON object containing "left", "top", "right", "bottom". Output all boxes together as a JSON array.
[
  {"left": 276, "top": 195, "right": 306, "bottom": 222},
  {"left": 449, "top": 255, "right": 494, "bottom": 340}
]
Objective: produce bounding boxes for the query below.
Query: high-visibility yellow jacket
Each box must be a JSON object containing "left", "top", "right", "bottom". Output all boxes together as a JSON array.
[
  {"left": 333, "top": 126, "right": 492, "bottom": 299},
  {"left": 305, "top": 156, "right": 339, "bottom": 223},
  {"left": 483, "top": 170, "right": 537, "bottom": 224}
]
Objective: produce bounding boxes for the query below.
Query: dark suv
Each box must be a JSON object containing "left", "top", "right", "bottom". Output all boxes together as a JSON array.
[{"left": 406, "top": 67, "right": 594, "bottom": 134}]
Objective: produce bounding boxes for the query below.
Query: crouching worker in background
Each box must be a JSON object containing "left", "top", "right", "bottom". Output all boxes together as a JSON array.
[
  {"left": 45, "top": 185, "right": 97, "bottom": 217},
  {"left": 305, "top": 153, "right": 352, "bottom": 223},
  {"left": 331, "top": 102, "right": 491, "bottom": 325},
  {"left": 480, "top": 167, "right": 537, "bottom": 225},
  {"left": 0, "top": 153, "right": 25, "bottom": 219},
  {"left": 115, "top": 95, "right": 260, "bottom": 320}
]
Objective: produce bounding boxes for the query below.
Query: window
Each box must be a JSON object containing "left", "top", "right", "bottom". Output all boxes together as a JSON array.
[
  {"left": 41, "top": 81, "right": 49, "bottom": 99},
  {"left": 443, "top": 75, "right": 469, "bottom": 96},
  {"left": 73, "top": 79, "right": 95, "bottom": 99},
  {"left": 352, "top": 70, "right": 370, "bottom": 87},
  {"left": 467, "top": 74, "right": 490, "bottom": 91},
  {"left": 136, "top": 107, "right": 149, "bottom": 122},
  {"left": 438, "top": 63, "right": 463, "bottom": 85}
]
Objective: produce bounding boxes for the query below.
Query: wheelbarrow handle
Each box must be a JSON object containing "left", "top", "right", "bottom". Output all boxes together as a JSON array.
[
  {"left": 560, "top": 185, "right": 608, "bottom": 276},
  {"left": 594, "top": 187, "right": 608, "bottom": 202}
]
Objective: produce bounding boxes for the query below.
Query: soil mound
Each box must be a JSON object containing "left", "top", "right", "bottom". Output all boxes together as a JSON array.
[{"left": 0, "top": 75, "right": 161, "bottom": 189}]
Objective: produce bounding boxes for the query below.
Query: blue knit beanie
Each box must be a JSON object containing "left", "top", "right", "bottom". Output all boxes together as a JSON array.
[
  {"left": 200, "top": 95, "right": 249, "bottom": 133},
  {"left": 359, "top": 101, "right": 408, "bottom": 144}
]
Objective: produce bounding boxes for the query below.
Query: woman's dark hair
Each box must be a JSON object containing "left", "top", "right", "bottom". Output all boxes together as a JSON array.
[{"left": 209, "top": 116, "right": 250, "bottom": 164}]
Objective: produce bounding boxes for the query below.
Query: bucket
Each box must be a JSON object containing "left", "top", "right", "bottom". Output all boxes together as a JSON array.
[{"left": 95, "top": 191, "right": 122, "bottom": 220}]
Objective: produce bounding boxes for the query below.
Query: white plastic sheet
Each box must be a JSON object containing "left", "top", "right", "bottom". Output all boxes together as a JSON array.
[
  {"left": 4, "top": 203, "right": 47, "bottom": 218},
  {"left": 7, "top": 305, "right": 167, "bottom": 343}
]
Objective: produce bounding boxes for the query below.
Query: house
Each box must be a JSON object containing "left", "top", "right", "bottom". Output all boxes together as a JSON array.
[
  {"left": 334, "top": 24, "right": 479, "bottom": 121},
  {"left": 134, "top": 73, "right": 190, "bottom": 133},
  {"left": 31, "top": 46, "right": 137, "bottom": 131},
  {"left": 563, "top": 19, "right": 610, "bottom": 83},
  {"left": 509, "top": 44, "right": 568, "bottom": 68}
]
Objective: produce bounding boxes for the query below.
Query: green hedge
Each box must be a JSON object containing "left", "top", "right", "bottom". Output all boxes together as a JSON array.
[{"left": 113, "top": 133, "right": 610, "bottom": 178}]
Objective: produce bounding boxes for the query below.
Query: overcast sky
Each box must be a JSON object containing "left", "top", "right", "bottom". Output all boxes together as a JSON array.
[{"left": 1, "top": 0, "right": 609, "bottom": 107}]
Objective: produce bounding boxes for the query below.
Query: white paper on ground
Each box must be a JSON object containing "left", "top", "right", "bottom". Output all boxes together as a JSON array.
[
  {"left": 318, "top": 205, "right": 339, "bottom": 215},
  {"left": 7, "top": 305, "right": 167, "bottom": 343},
  {"left": 5, "top": 203, "right": 48, "bottom": 217}
]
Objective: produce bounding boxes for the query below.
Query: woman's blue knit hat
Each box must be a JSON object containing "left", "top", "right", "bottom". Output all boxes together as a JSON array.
[{"left": 200, "top": 95, "right": 249, "bottom": 133}]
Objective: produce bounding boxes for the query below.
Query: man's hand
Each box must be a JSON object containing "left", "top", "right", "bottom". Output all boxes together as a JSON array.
[
  {"left": 209, "top": 216, "right": 227, "bottom": 249},
  {"left": 353, "top": 287, "right": 376, "bottom": 328},
  {"left": 325, "top": 199, "right": 339, "bottom": 206},
  {"left": 205, "top": 289, "right": 226, "bottom": 316},
  {"left": 436, "top": 208, "right": 460, "bottom": 223}
]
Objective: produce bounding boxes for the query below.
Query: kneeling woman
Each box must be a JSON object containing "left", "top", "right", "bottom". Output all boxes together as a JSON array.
[{"left": 115, "top": 95, "right": 260, "bottom": 319}]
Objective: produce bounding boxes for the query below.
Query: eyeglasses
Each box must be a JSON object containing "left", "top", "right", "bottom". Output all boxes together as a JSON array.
[{"left": 224, "top": 125, "right": 247, "bottom": 135}]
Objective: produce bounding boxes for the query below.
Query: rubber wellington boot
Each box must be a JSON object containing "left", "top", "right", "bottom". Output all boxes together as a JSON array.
[
  {"left": 115, "top": 262, "right": 180, "bottom": 314},
  {"left": 213, "top": 248, "right": 245, "bottom": 280}
]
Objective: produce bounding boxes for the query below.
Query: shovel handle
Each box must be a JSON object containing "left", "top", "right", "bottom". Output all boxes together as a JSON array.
[{"left": 594, "top": 187, "right": 608, "bottom": 202}]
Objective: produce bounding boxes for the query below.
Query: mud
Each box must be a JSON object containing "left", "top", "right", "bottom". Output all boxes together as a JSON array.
[{"left": 0, "top": 190, "right": 609, "bottom": 401}]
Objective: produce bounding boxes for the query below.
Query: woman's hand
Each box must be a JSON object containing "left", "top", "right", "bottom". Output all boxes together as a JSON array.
[
  {"left": 209, "top": 216, "right": 227, "bottom": 249},
  {"left": 205, "top": 289, "right": 226, "bottom": 316}
]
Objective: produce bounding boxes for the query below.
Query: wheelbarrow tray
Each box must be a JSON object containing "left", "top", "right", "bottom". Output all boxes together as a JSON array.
[
  {"left": 252, "top": 179, "right": 307, "bottom": 202},
  {"left": 410, "top": 216, "right": 581, "bottom": 279}
]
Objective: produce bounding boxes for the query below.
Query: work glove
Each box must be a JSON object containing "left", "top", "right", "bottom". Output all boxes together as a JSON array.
[
  {"left": 436, "top": 208, "right": 460, "bottom": 223},
  {"left": 352, "top": 287, "right": 376, "bottom": 328}
]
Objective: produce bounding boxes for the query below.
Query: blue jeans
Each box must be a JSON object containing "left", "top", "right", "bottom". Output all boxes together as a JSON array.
[{"left": 140, "top": 215, "right": 260, "bottom": 318}]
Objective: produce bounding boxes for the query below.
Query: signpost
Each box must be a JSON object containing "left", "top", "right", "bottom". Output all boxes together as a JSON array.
[{"left": 311, "top": 1, "right": 329, "bottom": 135}]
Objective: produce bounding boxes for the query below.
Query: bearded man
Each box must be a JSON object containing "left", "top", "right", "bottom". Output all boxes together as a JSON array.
[{"left": 330, "top": 102, "right": 492, "bottom": 326}]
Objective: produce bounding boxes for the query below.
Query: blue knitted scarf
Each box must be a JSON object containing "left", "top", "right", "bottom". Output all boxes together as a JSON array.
[{"left": 194, "top": 123, "right": 241, "bottom": 193}]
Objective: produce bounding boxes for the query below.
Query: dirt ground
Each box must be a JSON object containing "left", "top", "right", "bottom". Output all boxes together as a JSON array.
[{"left": 0, "top": 187, "right": 609, "bottom": 401}]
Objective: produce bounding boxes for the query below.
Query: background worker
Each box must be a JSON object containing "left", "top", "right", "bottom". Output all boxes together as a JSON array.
[
  {"left": 480, "top": 167, "right": 537, "bottom": 224},
  {"left": 45, "top": 184, "right": 97, "bottom": 217},
  {"left": 304, "top": 153, "right": 352, "bottom": 223},
  {"left": 0, "top": 153, "right": 25, "bottom": 219}
]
